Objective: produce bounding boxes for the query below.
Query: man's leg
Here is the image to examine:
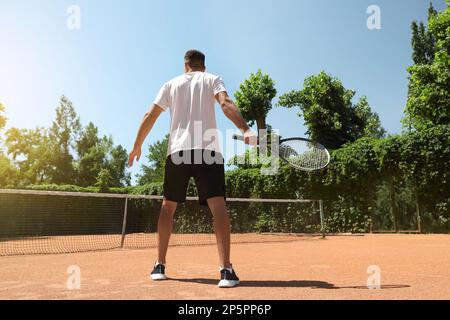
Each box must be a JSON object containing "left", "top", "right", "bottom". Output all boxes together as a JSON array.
[
  {"left": 207, "top": 196, "right": 231, "bottom": 269},
  {"left": 157, "top": 199, "right": 177, "bottom": 264}
]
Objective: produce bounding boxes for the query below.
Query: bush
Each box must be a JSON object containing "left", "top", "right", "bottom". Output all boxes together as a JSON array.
[{"left": 3, "top": 125, "right": 449, "bottom": 234}]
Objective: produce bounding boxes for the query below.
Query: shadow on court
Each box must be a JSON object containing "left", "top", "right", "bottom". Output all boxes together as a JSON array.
[
  {"left": 336, "top": 285, "right": 411, "bottom": 290},
  {"left": 168, "top": 278, "right": 410, "bottom": 290}
]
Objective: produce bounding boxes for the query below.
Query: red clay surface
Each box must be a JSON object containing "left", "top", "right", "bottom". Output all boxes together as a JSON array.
[{"left": 0, "top": 234, "right": 449, "bottom": 300}]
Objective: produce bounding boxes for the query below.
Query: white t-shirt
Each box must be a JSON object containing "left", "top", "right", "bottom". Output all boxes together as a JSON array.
[{"left": 153, "top": 72, "right": 227, "bottom": 156}]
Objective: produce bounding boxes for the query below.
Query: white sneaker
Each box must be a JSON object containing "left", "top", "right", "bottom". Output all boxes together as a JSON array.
[
  {"left": 218, "top": 267, "right": 240, "bottom": 288},
  {"left": 150, "top": 263, "right": 167, "bottom": 281}
]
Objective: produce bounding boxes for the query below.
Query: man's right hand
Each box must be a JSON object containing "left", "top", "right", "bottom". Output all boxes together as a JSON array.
[
  {"left": 244, "top": 130, "right": 258, "bottom": 146},
  {"left": 128, "top": 147, "right": 142, "bottom": 167}
]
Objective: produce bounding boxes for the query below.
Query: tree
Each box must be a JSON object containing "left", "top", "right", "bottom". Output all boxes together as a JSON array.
[
  {"left": 95, "top": 168, "right": 113, "bottom": 193},
  {"left": 76, "top": 122, "right": 100, "bottom": 157},
  {"left": 428, "top": 1, "right": 438, "bottom": 17},
  {"left": 4, "top": 127, "right": 54, "bottom": 185},
  {"left": 75, "top": 136, "right": 111, "bottom": 187},
  {"left": 0, "top": 103, "right": 7, "bottom": 157},
  {"left": 0, "top": 103, "right": 6, "bottom": 132},
  {"left": 278, "top": 71, "right": 385, "bottom": 149},
  {"left": 411, "top": 3, "right": 437, "bottom": 65},
  {"left": 3, "top": 100, "right": 130, "bottom": 188},
  {"left": 411, "top": 22, "right": 435, "bottom": 65},
  {"left": 234, "top": 70, "right": 277, "bottom": 138},
  {"left": 0, "top": 154, "right": 18, "bottom": 187},
  {"left": 0, "top": 103, "right": 7, "bottom": 155},
  {"left": 138, "top": 135, "right": 169, "bottom": 184},
  {"left": 75, "top": 122, "right": 110, "bottom": 187},
  {"left": 0, "top": 105, "right": 18, "bottom": 186},
  {"left": 353, "top": 97, "right": 386, "bottom": 139},
  {"left": 405, "top": 3, "right": 449, "bottom": 130},
  {"left": 48, "top": 96, "right": 81, "bottom": 184},
  {"left": 3, "top": 97, "right": 84, "bottom": 186},
  {"left": 106, "top": 145, "right": 131, "bottom": 187},
  {"left": 75, "top": 121, "right": 130, "bottom": 187}
]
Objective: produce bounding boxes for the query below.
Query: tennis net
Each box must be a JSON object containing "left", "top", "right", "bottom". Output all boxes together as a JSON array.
[{"left": 0, "top": 189, "right": 325, "bottom": 256}]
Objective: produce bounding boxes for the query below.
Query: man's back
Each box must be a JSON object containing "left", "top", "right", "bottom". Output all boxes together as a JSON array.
[
  {"left": 129, "top": 50, "right": 254, "bottom": 288},
  {"left": 154, "top": 71, "right": 227, "bottom": 155}
]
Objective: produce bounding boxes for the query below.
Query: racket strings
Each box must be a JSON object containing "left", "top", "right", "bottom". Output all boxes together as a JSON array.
[{"left": 280, "top": 142, "right": 329, "bottom": 171}]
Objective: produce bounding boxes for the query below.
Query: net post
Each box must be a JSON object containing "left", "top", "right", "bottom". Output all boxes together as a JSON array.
[
  {"left": 416, "top": 202, "right": 422, "bottom": 234},
  {"left": 120, "top": 197, "right": 128, "bottom": 248},
  {"left": 414, "top": 181, "right": 422, "bottom": 234},
  {"left": 319, "top": 200, "right": 325, "bottom": 239}
]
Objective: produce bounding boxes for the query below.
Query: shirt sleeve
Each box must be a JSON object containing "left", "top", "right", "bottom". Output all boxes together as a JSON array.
[
  {"left": 213, "top": 76, "right": 227, "bottom": 96},
  {"left": 153, "top": 83, "right": 170, "bottom": 111}
]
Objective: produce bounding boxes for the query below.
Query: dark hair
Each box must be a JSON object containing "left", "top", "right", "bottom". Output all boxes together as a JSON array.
[{"left": 184, "top": 49, "right": 205, "bottom": 69}]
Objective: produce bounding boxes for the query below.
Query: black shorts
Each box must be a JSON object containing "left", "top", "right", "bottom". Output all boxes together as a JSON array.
[{"left": 163, "top": 149, "right": 226, "bottom": 206}]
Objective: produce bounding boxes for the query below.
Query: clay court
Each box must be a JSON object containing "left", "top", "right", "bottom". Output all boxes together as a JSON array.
[{"left": 1, "top": 234, "right": 449, "bottom": 300}]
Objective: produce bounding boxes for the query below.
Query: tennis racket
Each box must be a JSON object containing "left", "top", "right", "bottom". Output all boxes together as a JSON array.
[{"left": 232, "top": 134, "right": 330, "bottom": 172}]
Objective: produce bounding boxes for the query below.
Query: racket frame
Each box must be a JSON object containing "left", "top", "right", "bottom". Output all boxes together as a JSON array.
[{"left": 232, "top": 134, "right": 331, "bottom": 171}]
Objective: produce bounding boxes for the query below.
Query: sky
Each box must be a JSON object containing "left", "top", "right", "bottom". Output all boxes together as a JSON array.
[{"left": 0, "top": 0, "right": 447, "bottom": 183}]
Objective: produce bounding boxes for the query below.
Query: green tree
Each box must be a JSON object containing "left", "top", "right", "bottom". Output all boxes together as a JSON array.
[
  {"left": 48, "top": 96, "right": 81, "bottom": 184},
  {"left": 0, "top": 103, "right": 6, "bottom": 133},
  {"left": 0, "top": 103, "right": 7, "bottom": 158},
  {"left": 405, "top": 3, "right": 450, "bottom": 130},
  {"left": 0, "top": 154, "right": 18, "bottom": 187},
  {"left": 75, "top": 122, "right": 129, "bottom": 187},
  {"left": 76, "top": 136, "right": 111, "bottom": 187},
  {"left": 0, "top": 103, "right": 7, "bottom": 155},
  {"left": 75, "top": 121, "right": 110, "bottom": 187},
  {"left": 4, "top": 127, "right": 54, "bottom": 185},
  {"left": 138, "top": 135, "right": 169, "bottom": 184},
  {"left": 279, "top": 71, "right": 385, "bottom": 149},
  {"left": 234, "top": 70, "right": 277, "bottom": 138},
  {"left": 95, "top": 168, "right": 113, "bottom": 193},
  {"left": 411, "top": 23, "right": 434, "bottom": 65},
  {"left": 76, "top": 122, "right": 100, "bottom": 157},
  {"left": 0, "top": 105, "right": 18, "bottom": 187},
  {"left": 106, "top": 145, "right": 131, "bottom": 187},
  {"left": 411, "top": 3, "right": 437, "bottom": 65},
  {"left": 353, "top": 97, "right": 386, "bottom": 139}
]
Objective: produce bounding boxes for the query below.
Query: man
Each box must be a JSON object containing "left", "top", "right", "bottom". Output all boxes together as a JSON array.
[{"left": 128, "top": 50, "right": 256, "bottom": 288}]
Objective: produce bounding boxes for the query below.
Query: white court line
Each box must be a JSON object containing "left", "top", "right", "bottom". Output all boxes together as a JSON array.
[{"left": 383, "top": 271, "right": 450, "bottom": 280}]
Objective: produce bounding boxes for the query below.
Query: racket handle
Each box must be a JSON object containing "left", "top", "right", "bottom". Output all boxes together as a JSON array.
[{"left": 232, "top": 134, "right": 260, "bottom": 146}]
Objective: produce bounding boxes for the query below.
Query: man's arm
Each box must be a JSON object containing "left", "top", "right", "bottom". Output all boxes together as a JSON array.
[
  {"left": 215, "top": 91, "right": 257, "bottom": 145},
  {"left": 128, "top": 104, "right": 163, "bottom": 167}
]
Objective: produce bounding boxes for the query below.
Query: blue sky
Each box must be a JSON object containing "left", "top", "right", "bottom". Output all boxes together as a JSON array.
[{"left": 0, "top": 0, "right": 447, "bottom": 183}]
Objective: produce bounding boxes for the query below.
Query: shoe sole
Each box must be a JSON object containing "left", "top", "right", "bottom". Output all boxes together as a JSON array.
[
  {"left": 151, "top": 274, "right": 167, "bottom": 281},
  {"left": 218, "top": 280, "right": 240, "bottom": 288}
]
